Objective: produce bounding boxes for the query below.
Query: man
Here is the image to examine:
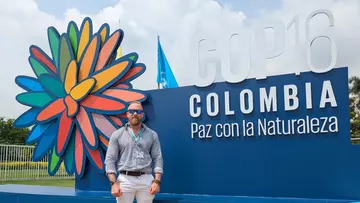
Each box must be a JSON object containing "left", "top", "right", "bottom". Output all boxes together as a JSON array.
[{"left": 105, "top": 101, "right": 163, "bottom": 203}]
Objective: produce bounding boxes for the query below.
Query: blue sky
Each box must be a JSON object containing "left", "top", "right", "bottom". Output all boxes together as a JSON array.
[{"left": 37, "top": 0, "right": 282, "bottom": 19}]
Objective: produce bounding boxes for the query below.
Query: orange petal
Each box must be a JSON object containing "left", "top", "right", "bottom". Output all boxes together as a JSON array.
[
  {"left": 91, "top": 60, "right": 131, "bottom": 93},
  {"left": 84, "top": 145, "right": 103, "bottom": 170},
  {"left": 80, "top": 95, "right": 126, "bottom": 114},
  {"left": 115, "top": 66, "right": 143, "bottom": 85},
  {"left": 94, "top": 31, "right": 121, "bottom": 72},
  {"left": 64, "top": 95, "right": 78, "bottom": 117},
  {"left": 37, "top": 98, "right": 66, "bottom": 122},
  {"left": 75, "top": 128, "right": 84, "bottom": 176},
  {"left": 102, "top": 89, "right": 145, "bottom": 102},
  {"left": 109, "top": 116, "right": 123, "bottom": 126},
  {"left": 78, "top": 35, "right": 99, "bottom": 82},
  {"left": 99, "top": 134, "right": 109, "bottom": 147},
  {"left": 30, "top": 46, "right": 57, "bottom": 74},
  {"left": 76, "top": 106, "right": 97, "bottom": 148}
]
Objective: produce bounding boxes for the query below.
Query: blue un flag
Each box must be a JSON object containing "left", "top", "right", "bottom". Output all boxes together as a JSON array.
[{"left": 156, "top": 37, "right": 179, "bottom": 88}]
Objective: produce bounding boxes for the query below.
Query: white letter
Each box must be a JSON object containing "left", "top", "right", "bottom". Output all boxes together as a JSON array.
[
  {"left": 320, "top": 80, "right": 337, "bottom": 108},
  {"left": 259, "top": 87, "right": 277, "bottom": 112},
  {"left": 189, "top": 94, "right": 201, "bottom": 118},
  {"left": 207, "top": 93, "right": 219, "bottom": 116},
  {"left": 284, "top": 85, "right": 299, "bottom": 111},
  {"left": 305, "top": 82, "right": 312, "bottom": 109},
  {"left": 195, "top": 39, "right": 218, "bottom": 87},
  {"left": 224, "top": 91, "right": 234, "bottom": 115},
  {"left": 240, "top": 89, "right": 253, "bottom": 114}
]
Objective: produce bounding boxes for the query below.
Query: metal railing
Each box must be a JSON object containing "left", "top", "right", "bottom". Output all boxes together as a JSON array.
[{"left": 0, "top": 144, "right": 74, "bottom": 181}]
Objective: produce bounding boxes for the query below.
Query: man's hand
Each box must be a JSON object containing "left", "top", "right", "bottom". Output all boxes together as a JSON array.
[
  {"left": 111, "top": 182, "right": 123, "bottom": 197},
  {"left": 149, "top": 182, "right": 160, "bottom": 195}
]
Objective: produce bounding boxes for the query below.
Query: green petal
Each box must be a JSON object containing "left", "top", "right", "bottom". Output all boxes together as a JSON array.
[
  {"left": 29, "top": 57, "right": 51, "bottom": 78},
  {"left": 38, "top": 74, "right": 66, "bottom": 98},
  {"left": 16, "top": 92, "right": 52, "bottom": 108},
  {"left": 48, "top": 27, "right": 60, "bottom": 71},
  {"left": 68, "top": 22, "right": 79, "bottom": 59},
  {"left": 129, "top": 55, "right": 135, "bottom": 61},
  {"left": 49, "top": 147, "right": 62, "bottom": 175},
  {"left": 64, "top": 131, "right": 75, "bottom": 174},
  {"left": 59, "top": 34, "right": 74, "bottom": 82}
]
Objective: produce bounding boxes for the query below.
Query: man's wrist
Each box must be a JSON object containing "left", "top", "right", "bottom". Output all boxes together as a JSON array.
[{"left": 152, "top": 179, "right": 161, "bottom": 185}]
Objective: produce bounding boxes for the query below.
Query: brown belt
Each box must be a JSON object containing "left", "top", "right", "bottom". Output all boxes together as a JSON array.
[{"left": 120, "top": 171, "right": 146, "bottom": 176}]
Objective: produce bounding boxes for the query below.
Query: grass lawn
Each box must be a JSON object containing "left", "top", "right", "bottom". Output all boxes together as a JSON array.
[{"left": 0, "top": 179, "right": 75, "bottom": 187}]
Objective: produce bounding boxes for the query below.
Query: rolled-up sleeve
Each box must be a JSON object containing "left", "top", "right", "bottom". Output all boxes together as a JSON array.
[
  {"left": 105, "top": 131, "right": 119, "bottom": 174},
  {"left": 151, "top": 132, "right": 163, "bottom": 174}
]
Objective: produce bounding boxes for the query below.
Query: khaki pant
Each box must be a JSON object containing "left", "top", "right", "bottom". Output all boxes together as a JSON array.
[{"left": 116, "top": 173, "right": 155, "bottom": 203}]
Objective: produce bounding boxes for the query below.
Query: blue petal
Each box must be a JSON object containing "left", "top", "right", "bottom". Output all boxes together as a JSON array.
[
  {"left": 14, "top": 108, "right": 41, "bottom": 128},
  {"left": 32, "top": 120, "right": 59, "bottom": 161},
  {"left": 15, "top": 76, "right": 44, "bottom": 92},
  {"left": 26, "top": 122, "right": 53, "bottom": 144}
]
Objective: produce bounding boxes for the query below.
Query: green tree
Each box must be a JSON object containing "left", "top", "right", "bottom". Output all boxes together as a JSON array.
[
  {"left": 0, "top": 117, "right": 30, "bottom": 145},
  {"left": 349, "top": 76, "right": 360, "bottom": 144}
]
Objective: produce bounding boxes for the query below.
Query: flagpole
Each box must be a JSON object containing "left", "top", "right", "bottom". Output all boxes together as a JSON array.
[{"left": 157, "top": 35, "right": 160, "bottom": 90}]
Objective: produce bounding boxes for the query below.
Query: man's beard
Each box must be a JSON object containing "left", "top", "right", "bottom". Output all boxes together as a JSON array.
[{"left": 129, "top": 116, "right": 141, "bottom": 126}]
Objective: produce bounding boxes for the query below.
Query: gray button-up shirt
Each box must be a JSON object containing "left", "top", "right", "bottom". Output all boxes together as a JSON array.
[{"left": 105, "top": 123, "right": 163, "bottom": 175}]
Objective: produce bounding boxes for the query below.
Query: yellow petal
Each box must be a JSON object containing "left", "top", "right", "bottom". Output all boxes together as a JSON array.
[
  {"left": 70, "top": 78, "right": 96, "bottom": 101},
  {"left": 64, "top": 60, "right": 77, "bottom": 94},
  {"left": 91, "top": 60, "right": 131, "bottom": 93},
  {"left": 77, "top": 19, "right": 90, "bottom": 61}
]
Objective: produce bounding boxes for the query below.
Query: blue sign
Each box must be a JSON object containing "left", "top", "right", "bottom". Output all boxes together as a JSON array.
[{"left": 76, "top": 67, "right": 360, "bottom": 201}]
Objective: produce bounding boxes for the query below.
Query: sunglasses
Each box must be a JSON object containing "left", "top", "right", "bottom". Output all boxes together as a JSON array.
[{"left": 128, "top": 109, "right": 143, "bottom": 114}]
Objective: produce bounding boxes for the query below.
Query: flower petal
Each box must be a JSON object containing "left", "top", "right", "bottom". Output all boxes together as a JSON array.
[
  {"left": 56, "top": 111, "right": 75, "bottom": 156},
  {"left": 13, "top": 108, "right": 41, "bottom": 128},
  {"left": 99, "top": 23, "right": 109, "bottom": 47},
  {"left": 113, "top": 64, "right": 145, "bottom": 86},
  {"left": 76, "top": 106, "right": 97, "bottom": 149},
  {"left": 80, "top": 94, "right": 127, "bottom": 115},
  {"left": 59, "top": 33, "right": 75, "bottom": 82},
  {"left": 47, "top": 27, "right": 60, "bottom": 71},
  {"left": 64, "top": 60, "right": 78, "bottom": 94},
  {"left": 113, "top": 83, "right": 132, "bottom": 89},
  {"left": 102, "top": 88, "right": 146, "bottom": 103},
  {"left": 109, "top": 116, "right": 123, "bottom": 127},
  {"left": 38, "top": 74, "right": 67, "bottom": 98},
  {"left": 91, "top": 59, "right": 132, "bottom": 93},
  {"left": 67, "top": 22, "right": 79, "bottom": 59},
  {"left": 92, "top": 113, "right": 117, "bottom": 138},
  {"left": 94, "top": 30, "right": 122, "bottom": 72},
  {"left": 30, "top": 45, "right": 57, "bottom": 74},
  {"left": 64, "top": 130, "right": 75, "bottom": 174},
  {"left": 26, "top": 122, "right": 53, "bottom": 144},
  {"left": 99, "top": 134, "right": 109, "bottom": 147},
  {"left": 16, "top": 92, "right": 53, "bottom": 108},
  {"left": 64, "top": 95, "right": 79, "bottom": 117},
  {"left": 85, "top": 145, "right": 104, "bottom": 172},
  {"left": 15, "top": 76, "right": 44, "bottom": 92},
  {"left": 37, "top": 98, "right": 66, "bottom": 122},
  {"left": 70, "top": 78, "right": 96, "bottom": 101},
  {"left": 75, "top": 128, "right": 86, "bottom": 177},
  {"left": 78, "top": 35, "right": 100, "bottom": 82},
  {"left": 48, "top": 147, "right": 63, "bottom": 176},
  {"left": 32, "top": 121, "right": 58, "bottom": 162},
  {"left": 29, "top": 56, "right": 52, "bottom": 78},
  {"left": 77, "top": 18, "right": 92, "bottom": 61}
]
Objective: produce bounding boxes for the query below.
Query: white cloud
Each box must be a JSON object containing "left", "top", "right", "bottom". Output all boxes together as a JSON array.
[{"left": 0, "top": 0, "right": 359, "bottom": 119}]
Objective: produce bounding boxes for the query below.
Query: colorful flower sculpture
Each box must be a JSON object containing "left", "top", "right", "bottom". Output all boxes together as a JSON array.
[{"left": 13, "top": 17, "right": 147, "bottom": 178}]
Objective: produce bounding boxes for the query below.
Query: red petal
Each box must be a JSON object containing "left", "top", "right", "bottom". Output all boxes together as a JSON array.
[
  {"left": 37, "top": 99, "right": 66, "bottom": 122},
  {"left": 113, "top": 66, "right": 143, "bottom": 86},
  {"left": 30, "top": 46, "right": 57, "bottom": 74},
  {"left": 85, "top": 145, "right": 103, "bottom": 171},
  {"left": 109, "top": 116, "right": 123, "bottom": 126},
  {"left": 57, "top": 111, "right": 73, "bottom": 155},
  {"left": 80, "top": 95, "right": 126, "bottom": 113},
  {"left": 75, "top": 128, "right": 84, "bottom": 176},
  {"left": 102, "top": 89, "right": 145, "bottom": 102}
]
